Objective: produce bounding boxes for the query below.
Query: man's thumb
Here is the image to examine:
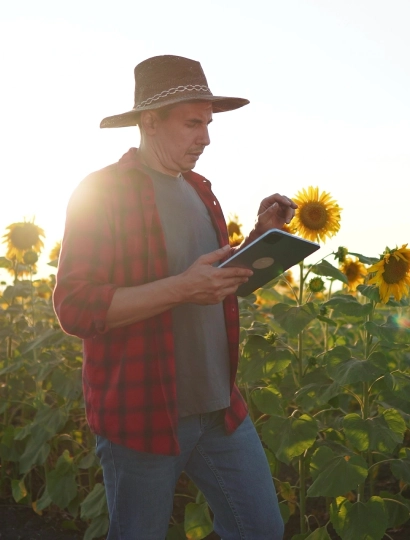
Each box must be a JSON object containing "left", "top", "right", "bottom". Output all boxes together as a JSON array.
[{"left": 201, "top": 244, "right": 230, "bottom": 265}]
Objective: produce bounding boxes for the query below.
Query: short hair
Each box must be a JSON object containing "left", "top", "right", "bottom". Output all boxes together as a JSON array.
[{"left": 136, "top": 104, "right": 176, "bottom": 128}]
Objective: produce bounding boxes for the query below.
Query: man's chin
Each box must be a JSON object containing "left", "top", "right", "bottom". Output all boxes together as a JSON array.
[{"left": 180, "top": 162, "right": 196, "bottom": 172}]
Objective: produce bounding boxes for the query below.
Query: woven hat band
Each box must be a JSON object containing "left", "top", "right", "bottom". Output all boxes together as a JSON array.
[{"left": 135, "top": 84, "right": 211, "bottom": 110}]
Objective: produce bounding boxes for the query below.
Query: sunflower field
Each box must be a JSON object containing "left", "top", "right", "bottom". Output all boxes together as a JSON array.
[{"left": 1, "top": 187, "right": 410, "bottom": 540}]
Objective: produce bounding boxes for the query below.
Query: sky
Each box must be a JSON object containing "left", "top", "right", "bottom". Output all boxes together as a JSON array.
[{"left": 1, "top": 0, "right": 409, "bottom": 279}]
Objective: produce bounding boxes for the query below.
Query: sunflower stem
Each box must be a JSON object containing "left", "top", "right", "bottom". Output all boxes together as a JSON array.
[
  {"left": 299, "top": 453, "right": 307, "bottom": 534},
  {"left": 244, "top": 383, "right": 254, "bottom": 424},
  {"left": 297, "top": 262, "right": 305, "bottom": 384},
  {"left": 30, "top": 266, "right": 36, "bottom": 332}
]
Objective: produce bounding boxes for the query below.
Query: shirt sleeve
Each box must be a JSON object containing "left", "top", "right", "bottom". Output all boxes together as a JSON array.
[{"left": 53, "top": 174, "right": 118, "bottom": 338}]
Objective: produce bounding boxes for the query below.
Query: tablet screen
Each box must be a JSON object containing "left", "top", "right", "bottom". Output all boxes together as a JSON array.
[{"left": 219, "top": 229, "right": 320, "bottom": 296}]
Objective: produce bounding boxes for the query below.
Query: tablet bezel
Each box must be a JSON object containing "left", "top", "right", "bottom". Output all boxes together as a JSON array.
[{"left": 219, "top": 228, "right": 320, "bottom": 297}]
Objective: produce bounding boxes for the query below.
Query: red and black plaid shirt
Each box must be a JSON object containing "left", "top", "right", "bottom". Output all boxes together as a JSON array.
[{"left": 53, "top": 148, "right": 247, "bottom": 455}]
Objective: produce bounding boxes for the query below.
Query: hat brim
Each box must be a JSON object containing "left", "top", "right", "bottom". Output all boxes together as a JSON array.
[{"left": 100, "top": 95, "right": 249, "bottom": 128}]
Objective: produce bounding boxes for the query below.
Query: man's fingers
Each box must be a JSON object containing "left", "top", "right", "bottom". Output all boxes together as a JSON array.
[
  {"left": 279, "top": 195, "right": 298, "bottom": 209},
  {"left": 200, "top": 245, "right": 231, "bottom": 265},
  {"left": 219, "top": 265, "right": 253, "bottom": 279},
  {"left": 263, "top": 200, "right": 296, "bottom": 222},
  {"left": 261, "top": 194, "right": 298, "bottom": 211}
]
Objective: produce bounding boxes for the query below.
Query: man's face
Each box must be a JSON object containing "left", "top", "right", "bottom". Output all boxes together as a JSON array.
[{"left": 149, "top": 101, "right": 212, "bottom": 176}]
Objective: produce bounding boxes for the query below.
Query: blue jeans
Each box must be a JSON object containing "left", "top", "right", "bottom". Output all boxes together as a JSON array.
[{"left": 95, "top": 411, "right": 284, "bottom": 540}]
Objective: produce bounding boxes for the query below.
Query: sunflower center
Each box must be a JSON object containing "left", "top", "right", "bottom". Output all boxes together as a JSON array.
[
  {"left": 345, "top": 263, "right": 360, "bottom": 281},
  {"left": 9, "top": 224, "right": 41, "bottom": 250},
  {"left": 383, "top": 257, "right": 409, "bottom": 284},
  {"left": 299, "top": 203, "right": 328, "bottom": 230}
]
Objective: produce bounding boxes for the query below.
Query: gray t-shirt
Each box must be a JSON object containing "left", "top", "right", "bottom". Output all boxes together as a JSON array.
[{"left": 143, "top": 166, "right": 231, "bottom": 417}]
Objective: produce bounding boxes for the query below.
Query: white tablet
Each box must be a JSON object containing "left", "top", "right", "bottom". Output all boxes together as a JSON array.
[{"left": 219, "top": 228, "right": 320, "bottom": 297}]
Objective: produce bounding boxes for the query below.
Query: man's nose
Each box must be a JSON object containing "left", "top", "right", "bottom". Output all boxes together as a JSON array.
[{"left": 197, "top": 125, "right": 211, "bottom": 146}]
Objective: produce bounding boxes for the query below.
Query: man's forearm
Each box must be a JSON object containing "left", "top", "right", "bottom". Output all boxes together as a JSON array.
[
  {"left": 105, "top": 245, "right": 252, "bottom": 330},
  {"left": 106, "top": 275, "right": 185, "bottom": 329}
]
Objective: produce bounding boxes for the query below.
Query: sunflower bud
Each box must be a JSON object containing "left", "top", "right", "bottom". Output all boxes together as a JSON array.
[
  {"left": 320, "top": 305, "right": 328, "bottom": 317},
  {"left": 23, "top": 250, "right": 39, "bottom": 266},
  {"left": 308, "top": 277, "right": 325, "bottom": 293},
  {"left": 265, "top": 331, "right": 278, "bottom": 345},
  {"left": 308, "top": 356, "right": 317, "bottom": 367},
  {"left": 334, "top": 246, "right": 348, "bottom": 263}
]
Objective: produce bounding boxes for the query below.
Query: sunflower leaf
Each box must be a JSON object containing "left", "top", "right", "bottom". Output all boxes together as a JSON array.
[
  {"left": 316, "top": 315, "right": 337, "bottom": 326},
  {"left": 348, "top": 252, "right": 379, "bottom": 265},
  {"left": 305, "top": 527, "right": 332, "bottom": 539},
  {"left": 310, "top": 260, "right": 348, "bottom": 284},
  {"left": 184, "top": 501, "right": 213, "bottom": 539},
  {"left": 365, "top": 321, "right": 410, "bottom": 344},
  {"left": 239, "top": 335, "right": 292, "bottom": 383},
  {"left": 295, "top": 381, "right": 341, "bottom": 411},
  {"left": 251, "top": 386, "right": 284, "bottom": 416},
  {"left": 308, "top": 447, "right": 368, "bottom": 497},
  {"left": 390, "top": 457, "right": 410, "bottom": 485},
  {"left": 0, "top": 256, "right": 12, "bottom": 269},
  {"left": 330, "top": 496, "right": 388, "bottom": 540},
  {"left": 356, "top": 284, "right": 381, "bottom": 302},
  {"left": 343, "top": 410, "right": 405, "bottom": 453},
  {"left": 323, "top": 296, "right": 373, "bottom": 317},
  {"left": 324, "top": 346, "right": 383, "bottom": 384},
  {"left": 379, "top": 491, "right": 410, "bottom": 528},
  {"left": 261, "top": 414, "right": 318, "bottom": 464},
  {"left": 271, "top": 302, "right": 319, "bottom": 335},
  {"left": 19, "top": 328, "right": 64, "bottom": 354}
]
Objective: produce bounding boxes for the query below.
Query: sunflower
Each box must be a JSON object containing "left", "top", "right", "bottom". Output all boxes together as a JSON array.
[
  {"left": 274, "top": 269, "right": 298, "bottom": 297},
  {"left": 291, "top": 187, "right": 341, "bottom": 243},
  {"left": 3, "top": 219, "right": 45, "bottom": 259},
  {"left": 33, "top": 278, "right": 53, "bottom": 299},
  {"left": 340, "top": 257, "right": 367, "bottom": 292},
  {"left": 49, "top": 241, "right": 62, "bottom": 263},
  {"left": 368, "top": 245, "right": 410, "bottom": 303},
  {"left": 283, "top": 269, "right": 296, "bottom": 287},
  {"left": 227, "top": 214, "right": 244, "bottom": 247},
  {"left": 281, "top": 222, "right": 296, "bottom": 235}
]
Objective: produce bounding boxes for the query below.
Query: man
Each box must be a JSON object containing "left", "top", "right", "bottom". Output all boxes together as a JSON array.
[{"left": 53, "top": 55, "right": 296, "bottom": 540}]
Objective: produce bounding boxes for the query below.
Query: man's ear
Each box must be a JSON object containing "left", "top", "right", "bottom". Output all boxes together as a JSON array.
[{"left": 140, "top": 110, "right": 158, "bottom": 134}]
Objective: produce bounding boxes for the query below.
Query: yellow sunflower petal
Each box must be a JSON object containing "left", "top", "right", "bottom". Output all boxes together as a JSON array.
[
  {"left": 367, "top": 245, "right": 410, "bottom": 303},
  {"left": 291, "top": 186, "right": 342, "bottom": 243},
  {"left": 340, "top": 257, "right": 367, "bottom": 292},
  {"left": 49, "top": 241, "right": 62, "bottom": 262},
  {"left": 3, "top": 219, "right": 45, "bottom": 259}
]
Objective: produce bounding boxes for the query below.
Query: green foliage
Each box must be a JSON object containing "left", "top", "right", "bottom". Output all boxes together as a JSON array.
[
  {"left": 236, "top": 249, "right": 410, "bottom": 538},
  {"left": 310, "top": 260, "right": 348, "bottom": 284},
  {"left": 305, "top": 527, "right": 332, "bottom": 540},
  {"left": 1, "top": 232, "right": 410, "bottom": 540},
  {"left": 262, "top": 414, "right": 318, "bottom": 464},
  {"left": 308, "top": 447, "right": 368, "bottom": 497},
  {"left": 184, "top": 491, "right": 213, "bottom": 540},
  {"left": 330, "top": 496, "right": 388, "bottom": 540},
  {"left": 0, "top": 255, "right": 99, "bottom": 536}
]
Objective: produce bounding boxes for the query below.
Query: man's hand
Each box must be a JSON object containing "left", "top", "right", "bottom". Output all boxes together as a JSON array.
[
  {"left": 106, "top": 245, "right": 250, "bottom": 329},
  {"left": 179, "top": 245, "right": 253, "bottom": 304},
  {"left": 254, "top": 193, "right": 298, "bottom": 236}
]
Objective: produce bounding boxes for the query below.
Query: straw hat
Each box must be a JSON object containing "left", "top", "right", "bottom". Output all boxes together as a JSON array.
[{"left": 100, "top": 55, "right": 249, "bottom": 128}]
